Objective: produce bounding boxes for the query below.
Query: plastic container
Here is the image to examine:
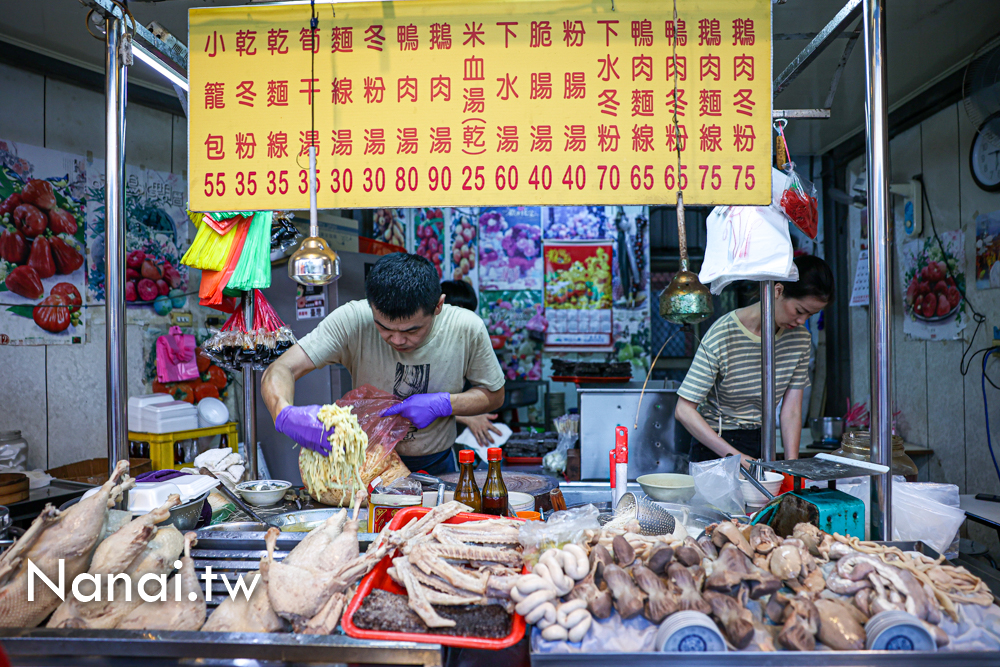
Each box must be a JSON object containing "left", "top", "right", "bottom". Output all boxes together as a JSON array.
[
  {"left": 655, "top": 611, "right": 727, "bottom": 652},
  {"left": 81, "top": 481, "right": 182, "bottom": 514},
  {"left": 127, "top": 394, "right": 175, "bottom": 432},
  {"left": 0, "top": 431, "right": 29, "bottom": 471},
  {"left": 422, "top": 490, "right": 455, "bottom": 507},
  {"left": 342, "top": 506, "right": 526, "bottom": 649},
  {"left": 197, "top": 397, "right": 230, "bottom": 428},
  {"left": 740, "top": 471, "right": 784, "bottom": 509},
  {"left": 509, "top": 491, "right": 535, "bottom": 513},
  {"left": 140, "top": 401, "right": 199, "bottom": 434},
  {"left": 833, "top": 431, "right": 918, "bottom": 481},
  {"left": 516, "top": 510, "right": 541, "bottom": 521},
  {"left": 367, "top": 492, "right": 422, "bottom": 532},
  {"left": 864, "top": 610, "right": 936, "bottom": 651},
  {"left": 171, "top": 474, "right": 220, "bottom": 501}
]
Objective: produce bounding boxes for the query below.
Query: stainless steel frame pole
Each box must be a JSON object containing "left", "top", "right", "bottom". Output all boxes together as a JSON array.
[
  {"left": 761, "top": 281, "right": 776, "bottom": 463},
  {"left": 863, "top": 0, "right": 893, "bottom": 539},
  {"left": 243, "top": 292, "right": 258, "bottom": 480},
  {"left": 105, "top": 16, "right": 128, "bottom": 478}
]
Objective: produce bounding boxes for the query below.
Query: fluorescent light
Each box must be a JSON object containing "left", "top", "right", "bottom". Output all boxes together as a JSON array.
[{"left": 133, "top": 42, "right": 188, "bottom": 91}]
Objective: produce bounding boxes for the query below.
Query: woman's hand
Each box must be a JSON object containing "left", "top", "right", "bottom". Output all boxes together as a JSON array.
[{"left": 457, "top": 414, "right": 502, "bottom": 446}]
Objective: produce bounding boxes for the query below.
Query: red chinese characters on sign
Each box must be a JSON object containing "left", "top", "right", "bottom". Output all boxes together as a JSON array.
[
  {"left": 236, "top": 81, "right": 256, "bottom": 107},
  {"left": 464, "top": 57, "right": 485, "bottom": 81},
  {"left": 205, "top": 82, "right": 225, "bottom": 109},
  {"left": 300, "top": 78, "right": 320, "bottom": 105},
  {"left": 462, "top": 121, "right": 486, "bottom": 155},
  {"left": 397, "top": 128, "right": 418, "bottom": 154},
  {"left": 563, "top": 20, "right": 585, "bottom": 47},
  {"left": 699, "top": 89, "right": 722, "bottom": 117},
  {"left": 699, "top": 124, "right": 721, "bottom": 152},
  {"left": 698, "top": 19, "right": 721, "bottom": 46},
  {"left": 299, "top": 130, "right": 320, "bottom": 155},
  {"left": 431, "top": 76, "right": 452, "bottom": 102},
  {"left": 598, "top": 90, "right": 620, "bottom": 116},
  {"left": 496, "top": 74, "right": 518, "bottom": 100},
  {"left": 633, "top": 55, "right": 653, "bottom": 82},
  {"left": 365, "top": 25, "right": 385, "bottom": 51},
  {"left": 598, "top": 124, "right": 620, "bottom": 152},
  {"left": 364, "top": 77, "right": 386, "bottom": 104},
  {"left": 732, "top": 19, "right": 755, "bottom": 46},
  {"left": 531, "top": 73, "right": 553, "bottom": 100},
  {"left": 631, "top": 89, "right": 654, "bottom": 117},
  {"left": 734, "top": 55, "right": 754, "bottom": 81},
  {"left": 498, "top": 22, "right": 518, "bottom": 48},
  {"left": 204, "top": 135, "right": 224, "bottom": 160},
  {"left": 733, "top": 89, "right": 755, "bottom": 116},
  {"left": 430, "top": 127, "right": 452, "bottom": 153},
  {"left": 267, "top": 131, "right": 288, "bottom": 159},
  {"left": 236, "top": 30, "right": 256, "bottom": 56},
  {"left": 267, "top": 29, "right": 288, "bottom": 55},
  {"left": 598, "top": 55, "right": 620, "bottom": 82},
  {"left": 564, "top": 72, "right": 586, "bottom": 99},
  {"left": 300, "top": 27, "right": 320, "bottom": 53},
  {"left": 430, "top": 23, "right": 452, "bottom": 50},
  {"left": 235, "top": 132, "right": 256, "bottom": 159},
  {"left": 665, "top": 124, "right": 688, "bottom": 151},
  {"left": 463, "top": 88, "right": 485, "bottom": 113},
  {"left": 531, "top": 125, "right": 553, "bottom": 152},
  {"left": 530, "top": 21, "right": 552, "bottom": 48},
  {"left": 205, "top": 31, "right": 225, "bottom": 57},
  {"left": 398, "top": 24, "right": 419, "bottom": 51},
  {"left": 632, "top": 20, "right": 653, "bottom": 47},
  {"left": 332, "top": 27, "right": 353, "bottom": 52},
  {"left": 332, "top": 130, "right": 352, "bottom": 156},
  {"left": 632, "top": 124, "right": 654, "bottom": 152},
  {"left": 463, "top": 22, "right": 486, "bottom": 48},
  {"left": 666, "top": 89, "right": 688, "bottom": 116},
  {"left": 398, "top": 77, "right": 418, "bottom": 102},
  {"left": 700, "top": 55, "right": 721, "bottom": 82},
  {"left": 332, "top": 78, "right": 353, "bottom": 104},
  {"left": 365, "top": 129, "right": 386, "bottom": 155},
  {"left": 597, "top": 20, "right": 618, "bottom": 47},
  {"left": 564, "top": 125, "right": 586, "bottom": 151},
  {"left": 267, "top": 80, "right": 289, "bottom": 107},
  {"left": 733, "top": 124, "right": 755, "bottom": 152},
  {"left": 666, "top": 55, "right": 687, "bottom": 81},
  {"left": 497, "top": 126, "right": 519, "bottom": 152},
  {"left": 665, "top": 19, "right": 687, "bottom": 46}
]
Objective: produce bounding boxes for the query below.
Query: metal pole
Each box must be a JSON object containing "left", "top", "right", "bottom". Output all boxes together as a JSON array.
[
  {"left": 760, "top": 281, "right": 776, "bottom": 463},
  {"left": 863, "top": 0, "right": 893, "bottom": 540},
  {"left": 243, "top": 292, "right": 258, "bottom": 481},
  {"left": 105, "top": 16, "right": 128, "bottom": 479}
]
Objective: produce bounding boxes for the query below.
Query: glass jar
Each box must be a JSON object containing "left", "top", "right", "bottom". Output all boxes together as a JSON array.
[{"left": 832, "top": 430, "right": 918, "bottom": 481}]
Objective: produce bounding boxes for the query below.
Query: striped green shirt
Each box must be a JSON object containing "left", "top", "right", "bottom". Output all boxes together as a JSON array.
[{"left": 677, "top": 311, "right": 811, "bottom": 430}]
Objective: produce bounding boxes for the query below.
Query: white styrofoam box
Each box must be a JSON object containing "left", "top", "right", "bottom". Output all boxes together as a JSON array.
[
  {"left": 171, "top": 474, "right": 219, "bottom": 500},
  {"left": 82, "top": 482, "right": 182, "bottom": 514},
  {"left": 141, "top": 414, "right": 199, "bottom": 434},
  {"left": 128, "top": 394, "right": 174, "bottom": 432}
]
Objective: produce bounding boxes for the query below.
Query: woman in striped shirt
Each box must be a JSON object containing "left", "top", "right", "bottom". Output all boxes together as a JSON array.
[{"left": 674, "top": 255, "right": 834, "bottom": 467}]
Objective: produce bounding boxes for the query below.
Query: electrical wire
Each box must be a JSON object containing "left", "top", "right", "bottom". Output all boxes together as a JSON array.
[{"left": 982, "top": 349, "right": 1000, "bottom": 485}]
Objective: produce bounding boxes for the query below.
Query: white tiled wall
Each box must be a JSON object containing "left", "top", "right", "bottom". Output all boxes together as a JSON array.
[{"left": 0, "top": 62, "right": 189, "bottom": 469}]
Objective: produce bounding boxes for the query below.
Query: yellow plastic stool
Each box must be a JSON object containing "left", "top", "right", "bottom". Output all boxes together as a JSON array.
[{"left": 127, "top": 422, "right": 239, "bottom": 471}]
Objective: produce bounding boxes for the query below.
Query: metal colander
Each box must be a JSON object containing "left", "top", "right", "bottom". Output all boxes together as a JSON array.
[{"left": 613, "top": 492, "right": 677, "bottom": 536}]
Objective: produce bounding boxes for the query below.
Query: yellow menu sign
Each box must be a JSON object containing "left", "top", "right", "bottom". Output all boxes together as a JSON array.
[{"left": 189, "top": 0, "right": 770, "bottom": 211}]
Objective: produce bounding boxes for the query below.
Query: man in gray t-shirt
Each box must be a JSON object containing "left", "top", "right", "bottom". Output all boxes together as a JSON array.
[{"left": 261, "top": 253, "right": 505, "bottom": 475}]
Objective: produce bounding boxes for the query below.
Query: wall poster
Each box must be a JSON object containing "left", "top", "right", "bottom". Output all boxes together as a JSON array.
[
  {"left": 543, "top": 241, "right": 613, "bottom": 347},
  {"left": 900, "top": 229, "right": 966, "bottom": 341}
]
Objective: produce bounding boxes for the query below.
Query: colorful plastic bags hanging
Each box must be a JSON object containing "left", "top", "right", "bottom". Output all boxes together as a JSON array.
[{"left": 226, "top": 211, "right": 272, "bottom": 291}]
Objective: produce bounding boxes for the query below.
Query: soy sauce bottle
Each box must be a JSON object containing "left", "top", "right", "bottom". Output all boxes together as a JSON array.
[
  {"left": 481, "top": 447, "right": 509, "bottom": 517},
  {"left": 453, "top": 449, "right": 482, "bottom": 512}
]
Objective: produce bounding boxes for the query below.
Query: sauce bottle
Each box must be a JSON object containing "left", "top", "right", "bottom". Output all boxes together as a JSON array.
[
  {"left": 453, "top": 449, "right": 482, "bottom": 512},
  {"left": 481, "top": 447, "right": 509, "bottom": 517}
]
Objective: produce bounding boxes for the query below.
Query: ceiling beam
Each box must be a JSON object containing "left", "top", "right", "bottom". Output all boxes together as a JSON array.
[{"left": 773, "top": 0, "right": 863, "bottom": 97}]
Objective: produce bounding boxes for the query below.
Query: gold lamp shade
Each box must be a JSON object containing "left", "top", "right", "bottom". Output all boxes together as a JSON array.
[
  {"left": 660, "top": 191, "right": 713, "bottom": 324},
  {"left": 288, "top": 147, "right": 340, "bottom": 286}
]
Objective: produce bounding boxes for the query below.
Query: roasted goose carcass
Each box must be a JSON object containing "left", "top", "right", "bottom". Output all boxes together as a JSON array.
[
  {"left": 118, "top": 532, "right": 205, "bottom": 631},
  {"left": 47, "top": 494, "right": 180, "bottom": 628},
  {"left": 0, "top": 460, "right": 132, "bottom": 628}
]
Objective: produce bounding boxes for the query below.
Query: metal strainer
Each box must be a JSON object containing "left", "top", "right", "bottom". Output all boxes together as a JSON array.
[{"left": 614, "top": 492, "right": 677, "bottom": 536}]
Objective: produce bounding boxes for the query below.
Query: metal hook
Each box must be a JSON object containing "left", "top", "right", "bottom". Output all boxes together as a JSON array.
[{"left": 773, "top": 118, "right": 788, "bottom": 133}]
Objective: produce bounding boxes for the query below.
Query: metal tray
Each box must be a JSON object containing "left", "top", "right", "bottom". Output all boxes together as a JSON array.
[
  {"left": 9, "top": 479, "right": 94, "bottom": 527},
  {"left": 266, "top": 507, "right": 369, "bottom": 532}
]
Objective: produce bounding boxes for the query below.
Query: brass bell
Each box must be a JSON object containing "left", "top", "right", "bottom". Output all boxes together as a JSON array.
[{"left": 660, "top": 191, "right": 713, "bottom": 324}]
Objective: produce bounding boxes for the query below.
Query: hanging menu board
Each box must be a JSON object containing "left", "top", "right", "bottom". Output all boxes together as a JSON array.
[{"left": 189, "top": 0, "right": 771, "bottom": 211}]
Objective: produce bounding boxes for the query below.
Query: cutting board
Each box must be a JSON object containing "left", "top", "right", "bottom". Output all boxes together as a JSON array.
[
  {"left": 437, "top": 471, "right": 559, "bottom": 512},
  {"left": 0, "top": 473, "right": 29, "bottom": 505}
]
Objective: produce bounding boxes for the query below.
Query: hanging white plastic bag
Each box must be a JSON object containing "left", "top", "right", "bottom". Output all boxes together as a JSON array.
[
  {"left": 891, "top": 481, "right": 966, "bottom": 556},
  {"left": 689, "top": 455, "right": 745, "bottom": 516},
  {"left": 699, "top": 169, "right": 797, "bottom": 295}
]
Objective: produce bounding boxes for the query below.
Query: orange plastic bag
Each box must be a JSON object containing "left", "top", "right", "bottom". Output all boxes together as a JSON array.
[{"left": 200, "top": 216, "right": 251, "bottom": 310}]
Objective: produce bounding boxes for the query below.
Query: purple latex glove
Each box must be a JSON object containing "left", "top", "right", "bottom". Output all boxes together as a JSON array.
[
  {"left": 275, "top": 405, "right": 333, "bottom": 456},
  {"left": 382, "top": 393, "right": 453, "bottom": 429}
]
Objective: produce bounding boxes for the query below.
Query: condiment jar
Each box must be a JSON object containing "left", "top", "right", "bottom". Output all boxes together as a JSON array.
[{"left": 832, "top": 431, "right": 918, "bottom": 481}]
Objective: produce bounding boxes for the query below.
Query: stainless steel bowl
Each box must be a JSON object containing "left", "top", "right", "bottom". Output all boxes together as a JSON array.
[
  {"left": 810, "top": 417, "right": 844, "bottom": 444},
  {"left": 161, "top": 491, "right": 209, "bottom": 531},
  {"left": 266, "top": 507, "right": 366, "bottom": 533},
  {"left": 197, "top": 522, "right": 269, "bottom": 532}
]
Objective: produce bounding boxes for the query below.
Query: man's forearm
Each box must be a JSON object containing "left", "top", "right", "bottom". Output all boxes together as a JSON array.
[
  {"left": 451, "top": 387, "right": 504, "bottom": 416},
  {"left": 261, "top": 363, "right": 296, "bottom": 422}
]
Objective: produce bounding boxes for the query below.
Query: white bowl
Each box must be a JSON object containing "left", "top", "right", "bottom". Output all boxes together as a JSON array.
[
  {"left": 236, "top": 480, "right": 291, "bottom": 506},
  {"left": 740, "top": 472, "right": 784, "bottom": 508},
  {"left": 509, "top": 492, "right": 535, "bottom": 513},
  {"left": 637, "top": 474, "right": 696, "bottom": 502},
  {"left": 197, "top": 397, "right": 229, "bottom": 428}
]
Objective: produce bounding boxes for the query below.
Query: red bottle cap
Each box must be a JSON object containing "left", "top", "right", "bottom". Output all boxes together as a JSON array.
[
  {"left": 487, "top": 447, "right": 502, "bottom": 461},
  {"left": 459, "top": 449, "right": 475, "bottom": 464}
]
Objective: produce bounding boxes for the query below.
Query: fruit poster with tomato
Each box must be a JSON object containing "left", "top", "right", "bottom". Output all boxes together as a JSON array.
[
  {"left": 479, "top": 207, "right": 543, "bottom": 291},
  {"left": 478, "top": 290, "right": 543, "bottom": 381},
  {"left": 413, "top": 208, "right": 446, "bottom": 278},
  {"left": 543, "top": 242, "right": 614, "bottom": 348},
  {"left": 85, "top": 159, "right": 190, "bottom": 312},
  {"left": 0, "top": 140, "right": 88, "bottom": 345},
  {"left": 900, "top": 229, "right": 966, "bottom": 341}
]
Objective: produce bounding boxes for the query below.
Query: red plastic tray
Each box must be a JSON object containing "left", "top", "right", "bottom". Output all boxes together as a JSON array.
[
  {"left": 341, "top": 506, "right": 526, "bottom": 649},
  {"left": 550, "top": 375, "right": 632, "bottom": 384},
  {"left": 504, "top": 455, "right": 543, "bottom": 464}
]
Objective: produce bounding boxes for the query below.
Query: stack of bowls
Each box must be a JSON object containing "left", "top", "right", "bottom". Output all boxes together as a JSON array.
[
  {"left": 864, "top": 610, "right": 936, "bottom": 651},
  {"left": 655, "top": 611, "right": 727, "bottom": 652}
]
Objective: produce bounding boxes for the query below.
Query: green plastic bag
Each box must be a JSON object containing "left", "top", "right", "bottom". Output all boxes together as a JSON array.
[{"left": 226, "top": 211, "right": 273, "bottom": 291}]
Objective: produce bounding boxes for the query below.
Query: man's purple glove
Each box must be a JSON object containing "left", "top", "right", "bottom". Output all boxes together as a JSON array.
[
  {"left": 382, "top": 393, "right": 453, "bottom": 429},
  {"left": 275, "top": 405, "right": 333, "bottom": 456}
]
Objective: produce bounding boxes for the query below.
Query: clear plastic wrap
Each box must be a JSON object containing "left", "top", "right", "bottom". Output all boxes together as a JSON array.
[
  {"left": 779, "top": 167, "right": 819, "bottom": 239},
  {"left": 518, "top": 504, "right": 600, "bottom": 563},
  {"left": 689, "top": 455, "right": 746, "bottom": 516},
  {"left": 335, "top": 385, "right": 413, "bottom": 469}
]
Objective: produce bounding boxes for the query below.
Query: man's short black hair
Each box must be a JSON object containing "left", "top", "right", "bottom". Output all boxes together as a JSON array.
[
  {"left": 440, "top": 280, "right": 478, "bottom": 312},
  {"left": 365, "top": 253, "right": 442, "bottom": 319}
]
